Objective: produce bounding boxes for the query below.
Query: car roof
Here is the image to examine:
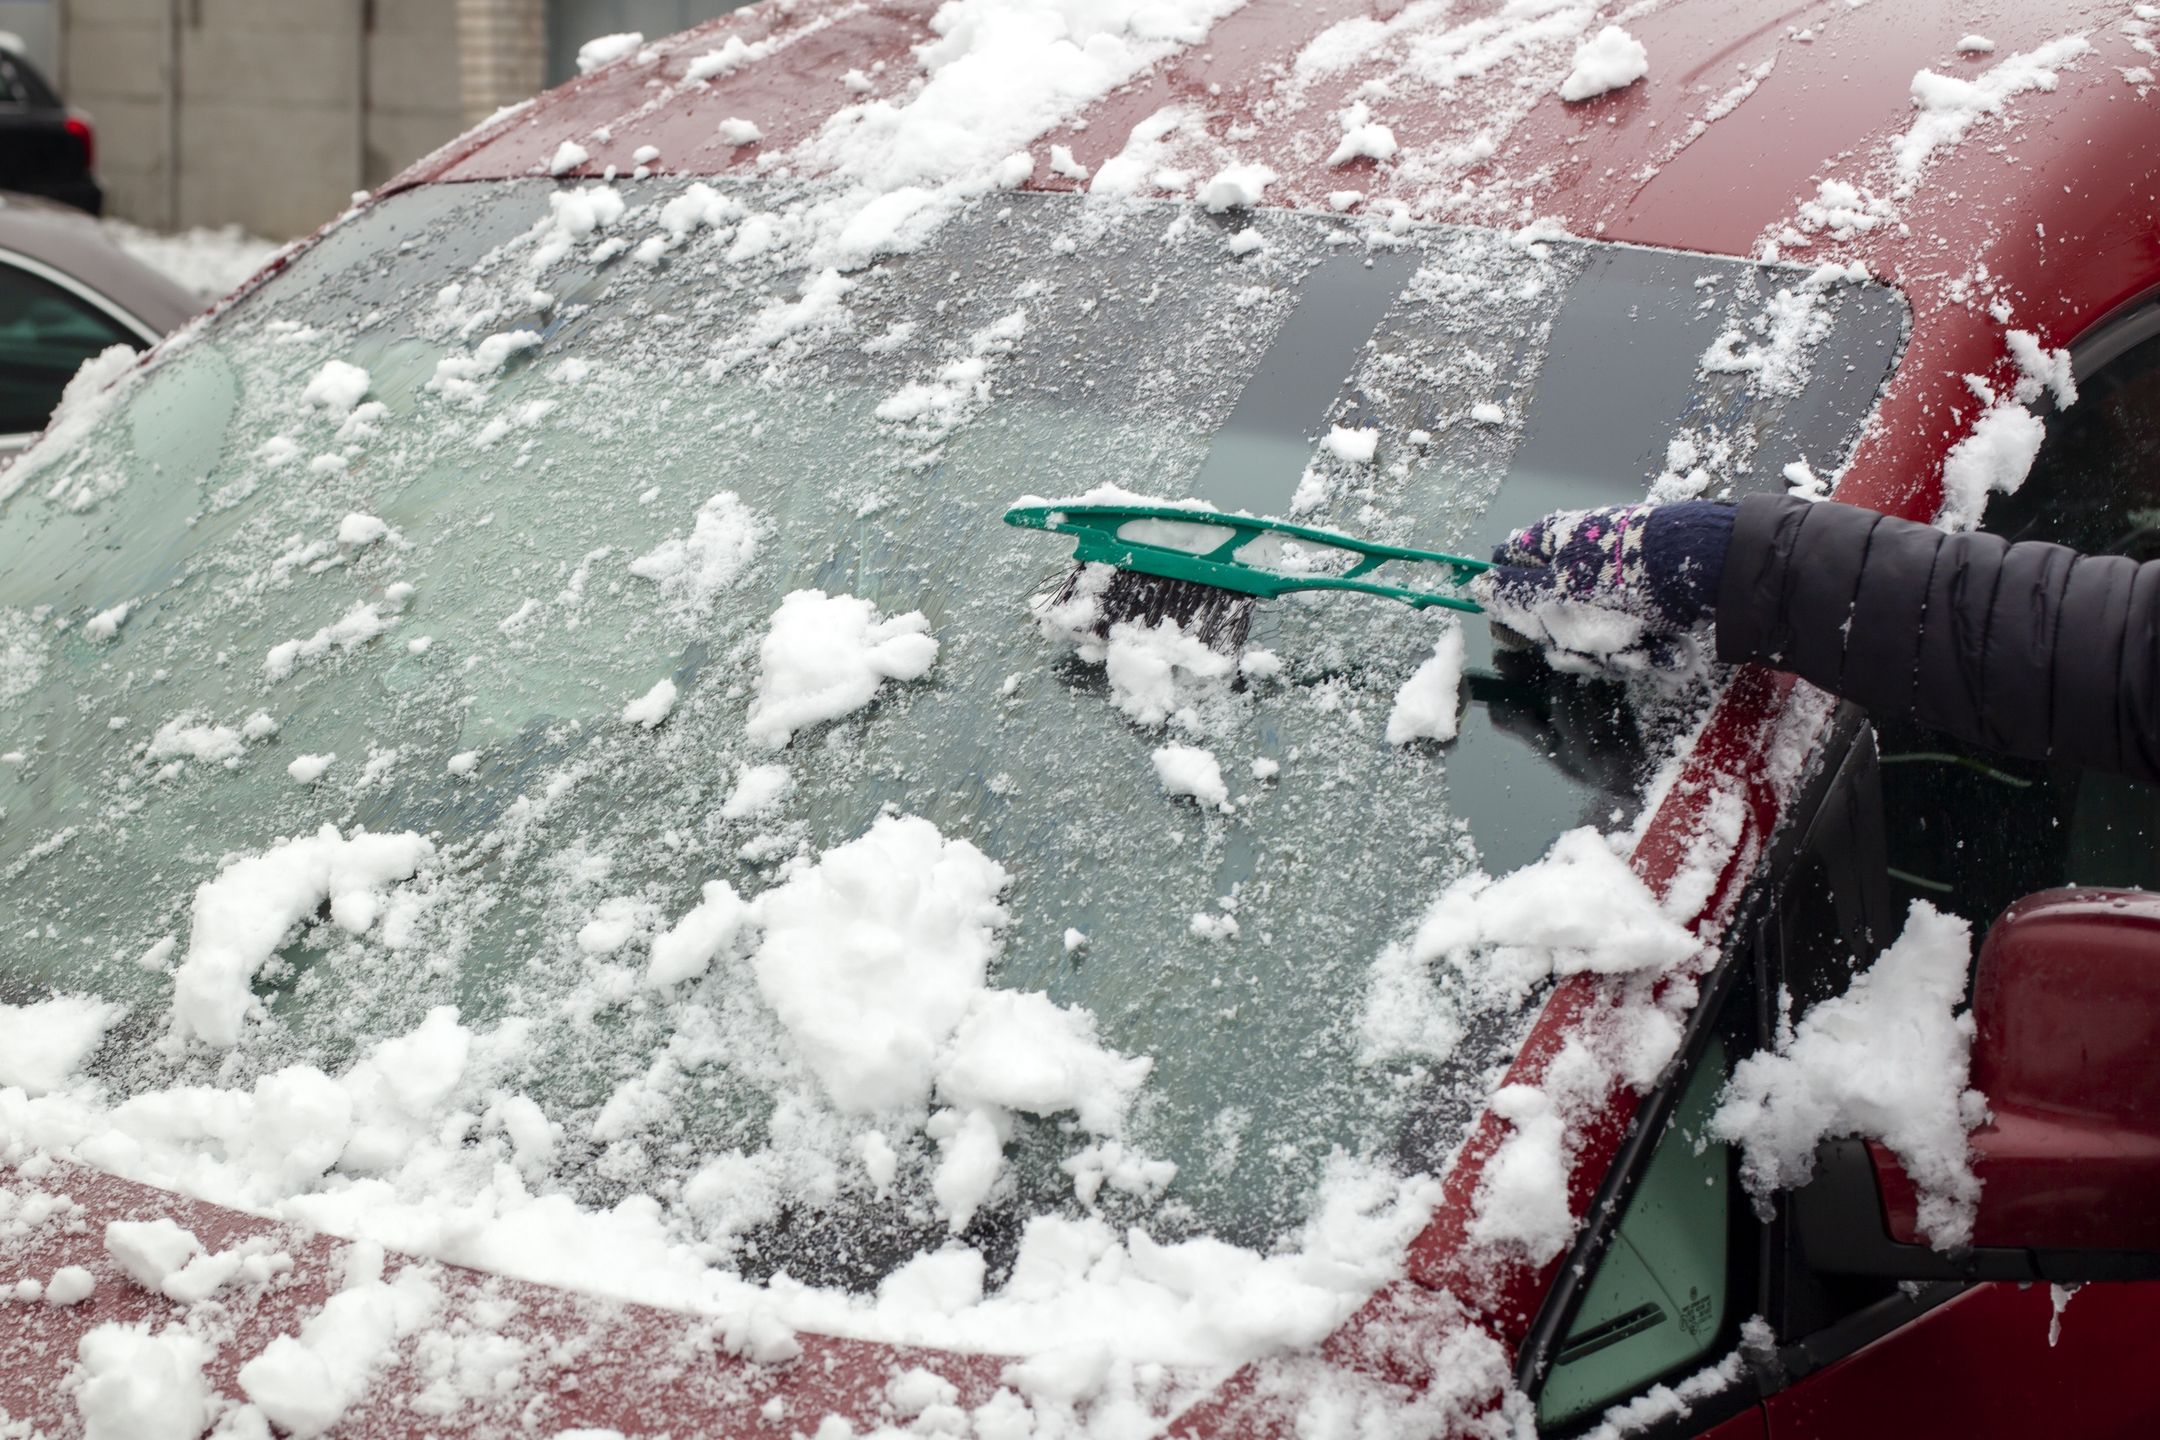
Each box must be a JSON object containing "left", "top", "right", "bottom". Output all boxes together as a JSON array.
[
  {"left": 381, "top": 0, "right": 2160, "bottom": 534},
  {"left": 397, "top": 0, "right": 2146, "bottom": 261},
  {"left": 0, "top": 190, "right": 199, "bottom": 336}
]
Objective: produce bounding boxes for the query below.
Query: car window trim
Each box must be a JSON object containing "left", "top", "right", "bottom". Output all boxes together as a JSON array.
[
  {"left": 1520, "top": 701, "right": 1902, "bottom": 1433},
  {"left": 1516, "top": 701, "right": 1876, "bottom": 1400},
  {"left": 1516, "top": 929, "right": 1757, "bottom": 1404},
  {"left": 2066, "top": 286, "right": 2160, "bottom": 379},
  {"left": 1520, "top": 948, "right": 1765, "bottom": 1437},
  {"left": 0, "top": 245, "right": 165, "bottom": 349}
]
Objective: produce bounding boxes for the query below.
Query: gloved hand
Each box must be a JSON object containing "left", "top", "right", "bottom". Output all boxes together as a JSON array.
[{"left": 1473, "top": 501, "right": 1735, "bottom": 676}]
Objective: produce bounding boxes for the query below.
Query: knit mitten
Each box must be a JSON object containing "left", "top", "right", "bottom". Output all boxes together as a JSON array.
[{"left": 1474, "top": 501, "right": 1735, "bottom": 674}]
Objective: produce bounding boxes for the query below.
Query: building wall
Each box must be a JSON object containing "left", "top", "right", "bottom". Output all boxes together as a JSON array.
[
  {"left": 50, "top": 0, "right": 760, "bottom": 240},
  {"left": 457, "top": 0, "right": 543, "bottom": 128},
  {"left": 56, "top": 0, "right": 170, "bottom": 227},
  {"left": 59, "top": 0, "right": 493, "bottom": 239}
]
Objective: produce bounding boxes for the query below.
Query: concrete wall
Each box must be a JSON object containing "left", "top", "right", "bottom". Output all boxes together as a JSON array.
[
  {"left": 59, "top": 0, "right": 481, "bottom": 239},
  {"left": 457, "top": 0, "right": 541, "bottom": 127},
  {"left": 56, "top": 0, "right": 170, "bottom": 226}
]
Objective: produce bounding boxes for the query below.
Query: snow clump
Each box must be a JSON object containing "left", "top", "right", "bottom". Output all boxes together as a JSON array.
[
  {"left": 748, "top": 815, "right": 1151, "bottom": 1226},
  {"left": 300, "top": 360, "right": 370, "bottom": 420},
  {"left": 1197, "top": 162, "right": 1278, "bottom": 212},
  {"left": 1100, "top": 617, "right": 1237, "bottom": 731},
  {"left": 1794, "top": 178, "right": 1894, "bottom": 241},
  {"left": 1321, "top": 424, "right": 1379, "bottom": 464},
  {"left": 146, "top": 714, "right": 253, "bottom": 768},
  {"left": 1711, "top": 900, "right": 1987, "bottom": 1248},
  {"left": 1936, "top": 401, "right": 2046, "bottom": 530},
  {"left": 2006, "top": 329, "right": 2077, "bottom": 408},
  {"left": 744, "top": 589, "right": 939, "bottom": 748},
  {"left": 621, "top": 677, "right": 678, "bottom": 728},
  {"left": 1151, "top": 743, "right": 1230, "bottom": 810},
  {"left": 684, "top": 34, "right": 774, "bottom": 84},
  {"left": 719, "top": 762, "right": 792, "bottom": 820},
  {"left": 1469, "top": 1084, "right": 1574, "bottom": 1260},
  {"left": 336, "top": 513, "right": 391, "bottom": 547},
  {"left": 1891, "top": 36, "right": 2092, "bottom": 196},
  {"left": 627, "top": 490, "right": 766, "bottom": 623},
  {"left": 236, "top": 1253, "right": 443, "bottom": 1437},
  {"left": 82, "top": 602, "right": 130, "bottom": 641},
  {"left": 0, "top": 343, "right": 136, "bottom": 506},
  {"left": 1327, "top": 101, "right": 1397, "bottom": 166},
  {"left": 170, "top": 825, "right": 434, "bottom": 1048},
  {"left": 1362, "top": 826, "right": 1703, "bottom": 1068},
  {"left": 73, "top": 1322, "right": 214, "bottom": 1440},
  {"left": 645, "top": 879, "right": 753, "bottom": 987},
  {"left": 0, "top": 994, "right": 120, "bottom": 1096},
  {"left": 263, "top": 597, "right": 401, "bottom": 680},
  {"left": 574, "top": 31, "right": 643, "bottom": 73},
  {"left": 1558, "top": 26, "right": 1648, "bottom": 102},
  {"left": 1385, "top": 624, "right": 1465, "bottom": 745},
  {"left": 427, "top": 330, "right": 543, "bottom": 402}
]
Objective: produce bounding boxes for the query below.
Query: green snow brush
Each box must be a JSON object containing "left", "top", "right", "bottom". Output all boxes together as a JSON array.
[{"left": 1004, "top": 503, "right": 1490, "bottom": 641}]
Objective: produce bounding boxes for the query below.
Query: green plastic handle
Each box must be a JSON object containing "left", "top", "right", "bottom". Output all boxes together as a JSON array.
[{"left": 1003, "top": 502, "right": 1489, "bottom": 614}]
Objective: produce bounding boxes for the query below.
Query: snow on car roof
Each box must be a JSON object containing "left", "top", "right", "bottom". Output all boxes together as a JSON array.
[
  {"left": 398, "top": 0, "right": 2143, "bottom": 256},
  {"left": 383, "top": 0, "right": 2160, "bottom": 539}
]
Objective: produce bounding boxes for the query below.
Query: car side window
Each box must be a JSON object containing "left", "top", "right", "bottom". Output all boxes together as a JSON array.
[
  {"left": 0, "top": 259, "right": 140, "bottom": 435},
  {"left": 1536, "top": 1036, "right": 1735, "bottom": 1431},
  {"left": 1875, "top": 316, "right": 2160, "bottom": 928},
  {"left": 0, "top": 53, "right": 59, "bottom": 108}
]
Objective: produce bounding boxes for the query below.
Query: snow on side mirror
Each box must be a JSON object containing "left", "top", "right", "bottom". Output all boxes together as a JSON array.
[{"left": 1797, "top": 889, "right": 2160, "bottom": 1283}]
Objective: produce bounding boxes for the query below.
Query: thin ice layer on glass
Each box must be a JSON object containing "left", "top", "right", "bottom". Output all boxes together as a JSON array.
[{"left": 0, "top": 177, "right": 1903, "bottom": 1369}]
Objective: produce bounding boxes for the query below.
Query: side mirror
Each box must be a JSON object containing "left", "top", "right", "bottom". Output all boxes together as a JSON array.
[{"left": 1796, "top": 888, "right": 2160, "bottom": 1283}]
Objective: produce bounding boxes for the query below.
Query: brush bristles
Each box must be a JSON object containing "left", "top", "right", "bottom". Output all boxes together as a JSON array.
[{"left": 1054, "top": 565, "right": 1255, "bottom": 655}]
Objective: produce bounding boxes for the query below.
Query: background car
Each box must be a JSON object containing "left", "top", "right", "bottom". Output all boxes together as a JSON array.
[
  {"left": 0, "top": 191, "right": 196, "bottom": 455},
  {"left": 1, "top": 2, "right": 2157, "bottom": 1438},
  {"left": 0, "top": 35, "right": 99, "bottom": 215}
]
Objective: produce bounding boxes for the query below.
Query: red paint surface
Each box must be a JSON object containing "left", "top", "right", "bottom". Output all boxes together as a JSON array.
[
  {"left": 1763, "top": 1279, "right": 2160, "bottom": 1440},
  {"left": 15, "top": 0, "right": 2160, "bottom": 1434},
  {"left": 1704, "top": 1407, "right": 1769, "bottom": 1440},
  {"left": 0, "top": 1162, "right": 1004, "bottom": 1438}
]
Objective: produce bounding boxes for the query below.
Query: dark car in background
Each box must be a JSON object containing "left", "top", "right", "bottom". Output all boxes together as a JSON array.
[
  {"left": 0, "top": 192, "right": 197, "bottom": 453},
  {"left": 0, "top": 37, "right": 100, "bottom": 216}
]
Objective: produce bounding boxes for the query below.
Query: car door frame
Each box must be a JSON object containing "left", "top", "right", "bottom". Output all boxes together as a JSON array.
[{"left": 1516, "top": 703, "right": 1976, "bottom": 1437}]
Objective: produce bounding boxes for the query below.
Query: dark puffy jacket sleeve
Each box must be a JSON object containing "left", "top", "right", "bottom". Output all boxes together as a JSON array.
[{"left": 1715, "top": 493, "right": 2160, "bottom": 783}]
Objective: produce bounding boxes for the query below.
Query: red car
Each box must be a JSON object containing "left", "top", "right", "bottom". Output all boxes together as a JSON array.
[{"left": 3, "top": 1, "right": 2157, "bottom": 1436}]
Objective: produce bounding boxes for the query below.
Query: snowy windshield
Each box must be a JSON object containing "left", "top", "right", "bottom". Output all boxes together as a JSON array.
[{"left": 0, "top": 180, "right": 1902, "bottom": 1339}]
